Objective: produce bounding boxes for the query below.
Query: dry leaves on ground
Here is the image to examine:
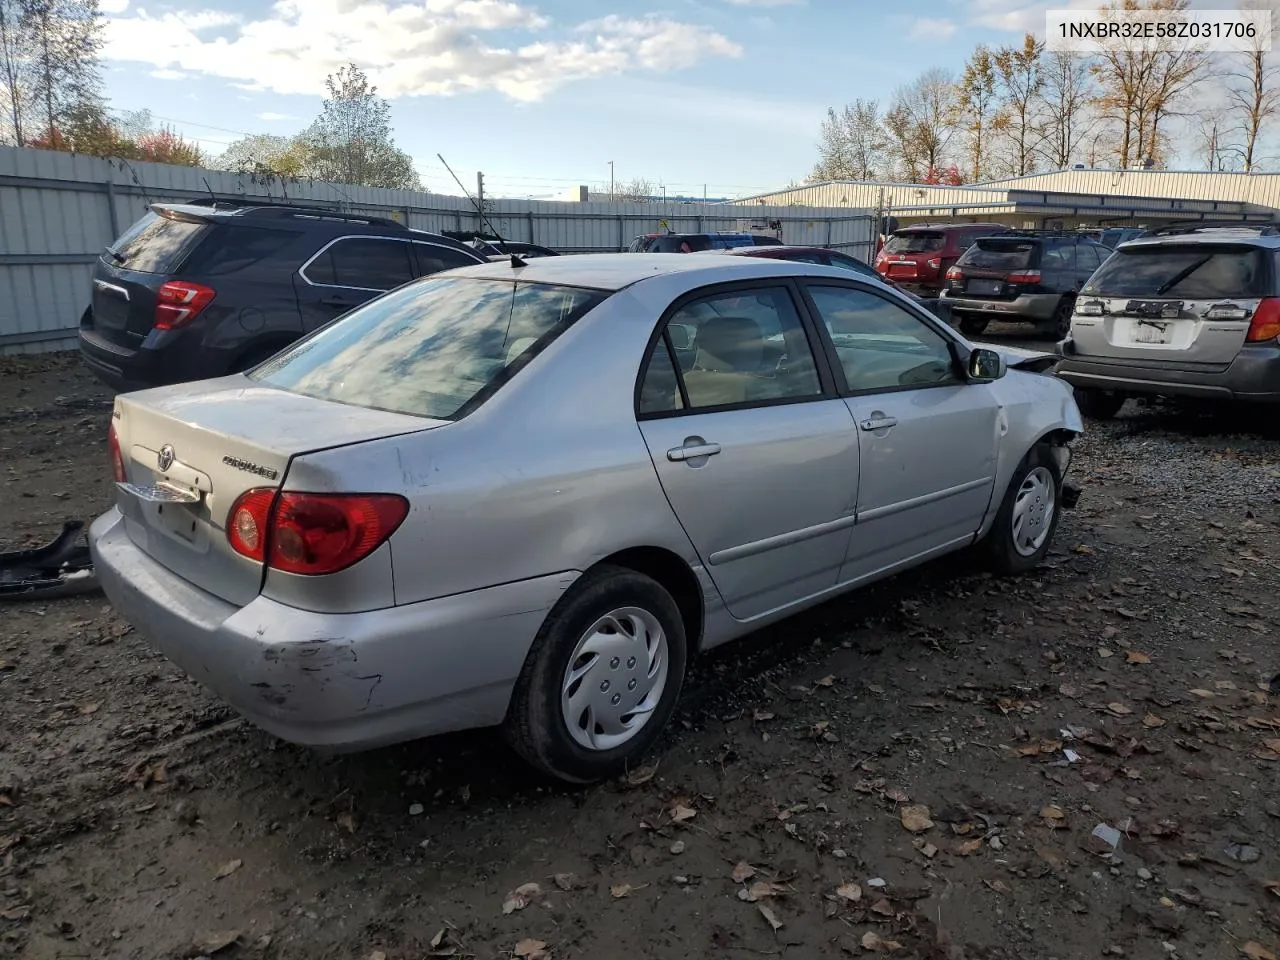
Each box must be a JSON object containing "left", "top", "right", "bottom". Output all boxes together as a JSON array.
[
  {"left": 623, "top": 763, "right": 657, "bottom": 786},
  {"left": 668, "top": 800, "right": 697, "bottom": 823},
  {"left": 514, "top": 938, "right": 551, "bottom": 959},
  {"left": 836, "top": 882, "right": 862, "bottom": 903},
  {"left": 757, "top": 904, "right": 783, "bottom": 932},
  {"left": 731, "top": 861, "right": 756, "bottom": 883},
  {"left": 213, "top": 858, "right": 242, "bottom": 880},
  {"left": 738, "top": 880, "right": 787, "bottom": 902},
  {"left": 862, "top": 931, "right": 904, "bottom": 952},
  {"left": 900, "top": 804, "right": 934, "bottom": 833},
  {"left": 1126, "top": 651, "right": 1152, "bottom": 664},
  {"left": 1242, "top": 943, "right": 1277, "bottom": 960},
  {"left": 502, "top": 882, "right": 542, "bottom": 914}
]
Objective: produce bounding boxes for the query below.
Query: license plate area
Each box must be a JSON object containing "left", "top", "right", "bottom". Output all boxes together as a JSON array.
[
  {"left": 887, "top": 261, "right": 918, "bottom": 278},
  {"left": 1132, "top": 322, "right": 1173, "bottom": 345},
  {"left": 117, "top": 482, "right": 205, "bottom": 544},
  {"left": 967, "top": 279, "right": 1003, "bottom": 295}
]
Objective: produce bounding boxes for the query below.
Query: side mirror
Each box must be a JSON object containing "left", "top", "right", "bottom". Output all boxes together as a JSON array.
[{"left": 967, "top": 347, "right": 1006, "bottom": 383}]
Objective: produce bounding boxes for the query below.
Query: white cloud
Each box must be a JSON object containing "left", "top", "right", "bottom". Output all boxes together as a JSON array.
[
  {"left": 906, "top": 16, "right": 958, "bottom": 41},
  {"left": 256, "top": 111, "right": 298, "bottom": 120},
  {"left": 100, "top": 0, "right": 129, "bottom": 12},
  {"left": 150, "top": 68, "right": 189, "bottom": 80},
  {"left": 102, "top": 0, "right": 741, "bottom": 103},
  {"left": 962, "top": 0, "right": 1099, "bottom": 34},
  {"left": 723, "top": 0, "right": 803, "bottom": 6}
]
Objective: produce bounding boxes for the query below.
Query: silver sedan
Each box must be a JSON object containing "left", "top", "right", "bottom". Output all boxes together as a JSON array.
[{"left": 90, "top": 254, "right": 1084, "bottom": 782}]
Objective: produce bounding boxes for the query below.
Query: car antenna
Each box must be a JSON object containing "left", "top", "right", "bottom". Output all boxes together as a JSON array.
[
  {"left": 201, "top": 176, "right": 219, "bottom": 208},
  {"left": 436, "top": 153, "right": 520, "bottom": 265}
]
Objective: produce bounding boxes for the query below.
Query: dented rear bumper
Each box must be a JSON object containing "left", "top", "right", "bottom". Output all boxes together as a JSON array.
[{"left": 90, "top": 508, "right": 573, "bottom": 751}]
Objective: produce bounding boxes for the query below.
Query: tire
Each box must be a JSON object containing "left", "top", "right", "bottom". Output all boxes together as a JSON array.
[
  {"left": 504, "top": 564, "right": 688, "bottom": 784},
  {"left": 958, "top": 314, "right": 990, "bottom": 337},
  {"left": 1074, "top": 387, "right": 1125, "bottom": 421},
  {"left": 1049, "top": 296, "right": 1075, "bottom": 339},
  {"left": 984, "top": 444, "right": 1063, "bottom": 575}
]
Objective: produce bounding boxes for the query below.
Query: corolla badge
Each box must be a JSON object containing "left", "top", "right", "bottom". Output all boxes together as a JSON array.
[{"left": 157, "top": 444, "right": 176, "bottom": 472}]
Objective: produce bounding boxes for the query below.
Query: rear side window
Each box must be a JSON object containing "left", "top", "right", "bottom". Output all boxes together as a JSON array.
[
  {"left": 304, "top": 237, "right": 415, "bottom": 290},
  {"left": 1083, "top": 246, "right": 1268, "bottom": 299},
  {"left": 106, "top": 211, "right": 209, "bottom": 273},
  {"left": 884, "top": 232, "right": 944, "bottom": 254},
  {"left": 959, "top": 238, "right": 1039, "bottom": 271},
  {"left": 252, "top": 278, "right": 605, "bottom": 420},
  {"left": 181, "top": 225, "right": 302, "bottom": 276}
]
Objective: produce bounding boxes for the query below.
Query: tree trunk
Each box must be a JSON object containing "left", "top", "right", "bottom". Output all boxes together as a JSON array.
[{"left": 0, "top": 1, "right": 24, "bottom": 146}]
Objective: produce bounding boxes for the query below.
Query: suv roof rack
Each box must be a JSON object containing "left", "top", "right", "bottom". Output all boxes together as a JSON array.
[
  {"left": 1145, "top": 219, "right": 1280, "bottom": 237},
  {"left": 999, "top": 228, "right": 1078, "bottom": 237},
  {"left": 174, "top": 197, "right": 407, "bottom": 231}
]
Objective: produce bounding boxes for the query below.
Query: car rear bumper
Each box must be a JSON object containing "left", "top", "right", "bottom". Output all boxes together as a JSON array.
[
  {"left": 941, "top": 292, "right": 1060, "bottom": 322},
  {"left": 90, "top": 508, "right": 576, "bottom": 751},
  {"left": 1055, "top": 339, "right": 1280, "bottom": 402},
  {"left": 78, "top": 327, "right": 155, "bottom": 393}
]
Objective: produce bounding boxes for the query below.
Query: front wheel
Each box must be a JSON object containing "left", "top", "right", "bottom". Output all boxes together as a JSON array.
[
  {"left": 985, "top": 445, "right": 1063, "bottom": 575},
  {"left": 504, "top": 565, "right": 688, "bottom": 783},
  {"left": 1049, "top": 296, "right": 1075, "bottom": 339}
]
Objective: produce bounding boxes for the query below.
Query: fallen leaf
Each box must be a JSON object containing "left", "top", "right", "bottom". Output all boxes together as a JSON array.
[
  {"left": 836, "top": 882, "right": 862, "bottom": 903},
  {"left": 900, "top": 804, "right": 934, "bottom": 833},
  {"left": 669, "top": 803, "right": 697, "bottom": 823},
  {"left": 915, "top": 840, "right": 938, "bottom": 859},
  {"left": 78, "top": 702, "right": 101, "bottom": 715},
  {"left": 1189, "top": 689, "right": 1217, "bottom": 699},
  {"left": 0, "top": 794, "right": 11, "bottom": 807},
  {"left": 814, "top": 675, "right": 836, "bottom": 688},
  {"left": 552, "top": 872, "right": 580, "bottom": 892},
  {"left": 870, "top": 898, "right": 894, "bottom": 917},
  {"left": 1073, "top": 544, "right": 1095, "bottom": 555},
  {"left": 861, "top": 931, "right": 904, "bottom": 953},
  {"left": 502, "top": 882, "right": 542, "bottom": 914},
  {"left": 213, "top": 858, "right": 243, "bottom": 880},
  {"left": 1098, "top": 648, "right": 1114, "bottom": 659},
  {"left": 623, "top": 763, "right": 657, "bottom": 786},
  {"left": 1040, "top": 805, "right": 1066, "bottom": 821},
  {"left": 1264, "top": 739, "right": 1280, "bottom": 753},
  {"left": 731, "top": 861, "right": 757, "bottom": 883},
  {"left": 1242, "top": 943, "right": 1278, "bottom": 960},
  {"left": 194, "top": 931, "right": 240, "bottom": 955},
  {"left": 335, "top": 813, "right": 357, "bottom": 834},
  {"left": 1107, "top": 703, "right": 1133, "bottom": 716},
  {"left": 738, "top": 881, "right": 786, "bottom": 902},
  {"left": 1143, "top": 713, "right": 1167, "bottom": 728},
  {"left": 1126, "top": 651, "right": 1151, "bottom": 665},
  {"left": 1262, "top": 879, "right": 1280, "bottom": 900},
  {"left": 514, "top": 938, "right": 550, "bottom": 959},
  {"left": 753, "top": 709, "right": 775, "bottom": 722},
  {"left": 0, "top": 906, "right": 30, "bottom": 921},
  {"left": 955, "top": 838, "right": 983, "bottom": 856},
  {"left": 883, "top": 787, "right": 910, "bottom": 803},
  {"left": 431, "top": 929, "right": 447, "bottom": 949},
  {"left": 984, "top": 878, "right": 1011, "bottom": 894},
  {"left": 610, "top": 883, "right": 633, "bottom": 899},
  {"left": 758, "top": 904, "right": 783, "bottom": 932}
]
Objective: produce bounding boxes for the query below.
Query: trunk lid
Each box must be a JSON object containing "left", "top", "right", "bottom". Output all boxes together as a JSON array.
[
  {"left": 112, "top": 379, "right": 444, "bottom": 606},
  {"left": 1070, "top": 243, "right": 1266, "bottom": 365}
]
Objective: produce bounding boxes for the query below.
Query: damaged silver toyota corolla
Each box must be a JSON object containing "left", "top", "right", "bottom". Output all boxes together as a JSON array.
[{"left": 91, "top": 254, "right": 1084, "bottom": 782}]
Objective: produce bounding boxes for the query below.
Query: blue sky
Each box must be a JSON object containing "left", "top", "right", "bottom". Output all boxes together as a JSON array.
[{"left": 92, "top": 0, "right": 1224, "bottom": 198}]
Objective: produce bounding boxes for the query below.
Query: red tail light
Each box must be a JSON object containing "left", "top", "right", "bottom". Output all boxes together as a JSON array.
[
  {"left": 1246, "top": 297, "right": 1280, "bottom": 342},
  {"left": 946, "top": 266, "right": 963, "bottom": 280},
  {"left": 108, "top": 423, "right": 125, "bottom": 483},
  {"left": 227, "top": 489, "right": 409, "bottom": 575},
  {"left": 1006, "top": 270, "right": 1042, "bottom": 284},
  {"left": 154, "top": 281, "right": 215, "bottom": 331}
]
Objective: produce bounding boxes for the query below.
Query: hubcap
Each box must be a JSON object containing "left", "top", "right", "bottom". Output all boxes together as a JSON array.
[
  {"left": 560, "top": 607, "right": 669, "bottom": 752},
  {"left": 1011, "top": 466, "right": 1056, "bottom": 558}
]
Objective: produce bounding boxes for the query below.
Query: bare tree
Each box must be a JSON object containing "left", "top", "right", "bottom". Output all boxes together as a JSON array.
[
  {"left": 1228, "top": 0, "right": 1280, "bottom": 171},
  {"left": 18, "top": 0, "right": 103, "bottom": 147},
  {"left": 0, "top": 0, "right": 30, "bottom": 145},
  {"left": 1192, "top": 109, "right": 1243, "bottom": 170},
  {"left": 885, "top": 68, "right": 957, "bottom": 182},
  {"left": 589, "top": 177, "right": 654, "bottom": 202},
  {"left": 811, "top": 99, "right": 886, "bottom": 181},
  {"left": 955, "top": 46, "right": 998, "bottom": 181},
  {"left": 993, "top": 34, "right": 1046, "bottom": 177},
  {"left": 1040, "top": 50, "right": 1098, "bottom": 167}
]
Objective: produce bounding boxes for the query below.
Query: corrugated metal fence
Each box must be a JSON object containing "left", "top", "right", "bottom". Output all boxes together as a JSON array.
[{"left": 0, "top": 147, "right": 876, "bottom": 354}]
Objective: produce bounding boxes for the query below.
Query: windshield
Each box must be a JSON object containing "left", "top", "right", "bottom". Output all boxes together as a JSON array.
[
  {"left": 958, "top": 238, "right": 1038, "bottom": 270},
  {"left": 1082, "top": 246, "right": 1266, "bottom": 298},
  {"left": 105, "top": 211, "right": 209, "bottom": 273},
  {"left": 251, "top": 277, "right": 607, "bottom": 420},
  {"left": 884, "top": 232, "right": 944, "bottom": 254}
]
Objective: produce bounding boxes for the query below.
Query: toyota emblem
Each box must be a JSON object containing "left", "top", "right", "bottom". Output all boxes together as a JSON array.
[{"left": 157, "top": 444, "right": 175, "bottom": 472}]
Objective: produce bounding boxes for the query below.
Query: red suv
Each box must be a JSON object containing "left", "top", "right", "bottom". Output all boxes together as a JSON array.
[{"left": 875, "top": 223, "right": 1009, "bottom": 297}]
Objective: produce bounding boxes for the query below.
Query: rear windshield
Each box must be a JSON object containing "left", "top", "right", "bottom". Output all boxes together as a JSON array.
[
  {"left": 105, "top": 211, "right": 209, "bottom": 273},
  {"left": 958, "top": 238, "right": 1039, "bottom": 270},
  {"left": 884, "top": 232, "right": 944, "bottom": 254},
  {"left": 251, "top": 277, "right": 606, "bottom": 420},
  {"left": 1082, "top": 245, "right": 1267, "bottom": 299}
]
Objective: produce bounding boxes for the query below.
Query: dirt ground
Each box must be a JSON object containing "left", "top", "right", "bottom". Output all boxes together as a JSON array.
[{"left": 1, "top": 350, "right": 1278, "bottom": 960}]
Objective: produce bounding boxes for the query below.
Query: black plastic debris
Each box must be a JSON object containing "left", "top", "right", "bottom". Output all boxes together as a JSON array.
[{"left": 0, "top": 521, "right": 98, "bottom": 601}]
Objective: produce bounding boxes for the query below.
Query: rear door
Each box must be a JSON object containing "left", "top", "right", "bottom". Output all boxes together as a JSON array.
[
  {"left": 635, "top": 282, "right": 860, "bottom": 620},
  {"left": 294, "top": 235, "right": 416, "bottom": 330},
  {"left": 411, "top": 241, "right": 484, "bottom": 277},
  {"left": 800, "top": 281, "right": 999, "bottom": 582},
  {"left": 89, "top": 210, "right": 212, "bottom": 346},
  {"left": 1072, "top": 243, "right": 1268, "bottom": 363}
]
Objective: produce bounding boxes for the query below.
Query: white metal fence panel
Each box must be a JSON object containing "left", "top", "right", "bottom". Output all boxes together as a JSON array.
[{"left": 0, "top": 146, "right": 875, "bottom": 354}]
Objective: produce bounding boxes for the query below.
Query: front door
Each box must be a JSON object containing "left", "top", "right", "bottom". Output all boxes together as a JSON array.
[
  {"left": 636, "top": 283, "right": 860, "bottom": 620},
  {"left": 801, "top": 282, "right": 1000, "bottom": 582}
]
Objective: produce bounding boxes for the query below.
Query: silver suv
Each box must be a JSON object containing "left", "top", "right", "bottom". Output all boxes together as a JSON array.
[{"left": 1056, "top": 222, "right": 1280, "bottom": 419}]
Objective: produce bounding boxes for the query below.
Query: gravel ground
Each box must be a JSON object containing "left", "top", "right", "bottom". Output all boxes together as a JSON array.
[{"left": 1, "top": 351, "right": 1278, "bottom": 960}]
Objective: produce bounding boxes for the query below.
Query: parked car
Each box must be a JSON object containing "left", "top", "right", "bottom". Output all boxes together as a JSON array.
[
  {"left": 715, "top": 244, "right": 954, "bottom": 322},
  {"left": 79, "top": 200, "right": 486, "bottom": 392},
  {"left": 467, "top": 239, "right": 561, "bottom": 258},
  {"left": 1096, "top": 227, "right": 1146, "bottom": 249},
  {"left": 627, "top": 232, "right": 782, "bottom": 252},
  {"left": 874, "top": 223, "right": 1009, "bottom": 297},
  {"left": 1056, "top": 223, "right": 1280, "bottom": 418},
  {"left": 90, "top": 254, "right": 1082, "bottom": 783},
  {"left": 940, "top": 232, "right": 1113, "bottom": 338}
]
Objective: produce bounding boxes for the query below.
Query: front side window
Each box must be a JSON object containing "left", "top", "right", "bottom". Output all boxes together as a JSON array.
[
  {"left": 637, "top": 286, "right": 822, "bottom": 413},
  {"left": 253, "top": 278, "right": 605, "bottom": 420},
  {"left": 304, "top": 237, "right": 415, "bottom": 290},
  {"left": 806, "top": 284, "right": 958, "bottom": 393}
]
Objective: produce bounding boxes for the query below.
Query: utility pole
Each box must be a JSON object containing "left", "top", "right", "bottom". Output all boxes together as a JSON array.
[
  {"left": 609, "top": 161, "right": 614, "bottom": 202},
  {"left": 476, "top": 171, "right": 485, "bottom": 235}
]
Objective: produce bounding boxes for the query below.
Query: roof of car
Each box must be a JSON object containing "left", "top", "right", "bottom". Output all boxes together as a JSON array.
[
  {"left": 1118, "top": 230, "right": 1280, "bottom": 249},
  {"left": 446, "top": 252, "right": 848, "bottom": 291},
  {"left": 895, "top": 222, "right": 1008, "bottom": 233}
]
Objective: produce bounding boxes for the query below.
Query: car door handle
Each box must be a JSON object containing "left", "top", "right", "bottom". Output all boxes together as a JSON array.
[
  {"left": 860, "top": 415, "right": 898, "bottom": 431},
  {"left": 667, "top": 441, "right": 722, "bottom": 462}
]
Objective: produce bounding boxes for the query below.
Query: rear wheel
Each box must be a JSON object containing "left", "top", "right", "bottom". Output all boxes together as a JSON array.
[
  {"left": 958, "top": 314, "right": 990, "bottom": 337},
  {"left": 505, "top": 564, "right": 688, "bottom": 783},
  {"left": 1049, "top": 296, "right": 1075, "bottom": 339},
  {"left": 1074, "top": 387, "right": 1126, "bottom": 420},
  {"left": 984, "top": 444, "right": 1062, "bottom": 575}
]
